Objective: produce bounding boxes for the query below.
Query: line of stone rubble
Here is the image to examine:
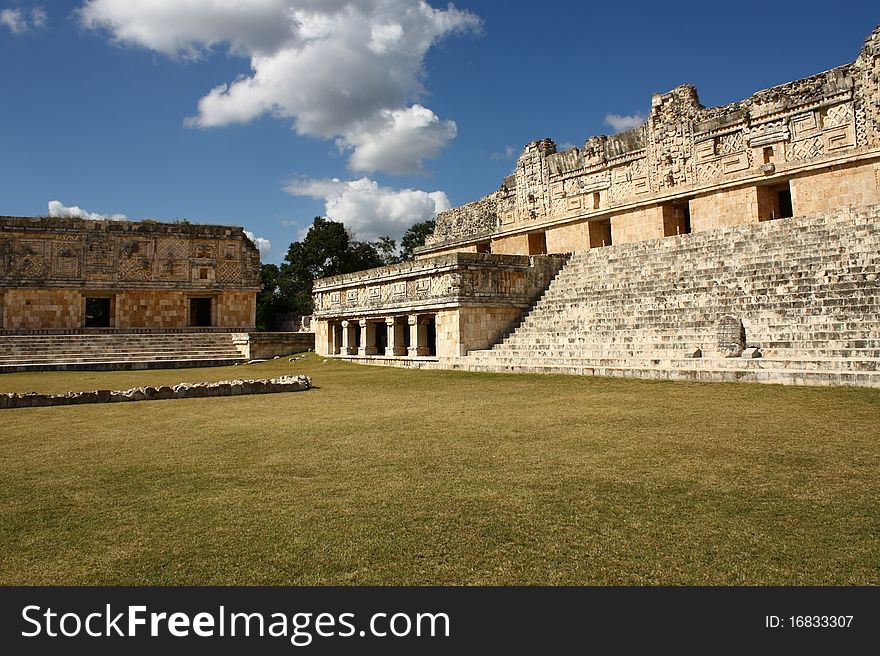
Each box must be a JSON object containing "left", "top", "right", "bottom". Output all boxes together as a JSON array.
[{"left": 0, "top": 375, "right": 312, "bottom": 410}]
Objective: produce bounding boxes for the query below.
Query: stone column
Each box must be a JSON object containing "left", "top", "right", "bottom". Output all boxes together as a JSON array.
[
  {"left": 340, "top": 320, "right": 357, "bottom": 356},
  {"left": 359, "top": 318, "right": 377, "bottom": 356},
  {"left": 408, "top": 314, "right": 430, "bottom": 357},
  {"left": 386, "top": 316, "right": 407, "bottom": 356}
]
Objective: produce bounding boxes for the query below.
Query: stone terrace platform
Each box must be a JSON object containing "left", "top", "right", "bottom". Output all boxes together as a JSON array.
[
  {"left": 445, "top": 205, "right": 880, "bottom": 387},
  {"left": 0, "top": 332, "right": 248, "bottom": 373}
]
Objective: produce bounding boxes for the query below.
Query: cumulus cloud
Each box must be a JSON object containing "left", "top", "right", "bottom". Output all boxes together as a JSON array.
[
  {"left": 342, "top": 104, "right": 457, "bottom": 175},
  {"left": 605, "top": 113, "right": 645, "bottom": 133},
  {"left": 244, "top": 230, "right": 272, "bottom": 256},
  {"left": 48, "top": 200, "right": 128, "bottom": 221},
  {"left": 79, "top": 0, "right": 480, "bottom": 175},
  {"left": 1, "top": 6, "right": 46, "bottom": 33},
  {"left": 284, "top": 176, "right": 450, "bottom": 241}
]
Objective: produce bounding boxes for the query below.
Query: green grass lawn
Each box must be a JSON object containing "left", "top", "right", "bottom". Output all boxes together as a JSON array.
[{"left": 1, "top": 354, "right": 878, "bottom": 585}]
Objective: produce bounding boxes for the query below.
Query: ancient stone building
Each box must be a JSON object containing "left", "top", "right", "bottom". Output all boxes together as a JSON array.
[
  {"left": 312, "top": 26, "right": 880, "bottom": 387},
  {"left": 0, "top": 216, "right": 261, "bottom": 332}
]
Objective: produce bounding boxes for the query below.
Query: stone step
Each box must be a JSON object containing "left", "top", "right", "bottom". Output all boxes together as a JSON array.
[
  {"left": 0, "top": 352, "right": 242, "bottom": 363},
  {"left": 451, "top": 206, "right": 880, "bottom": 388},
  {"left": 0, "top": 358, "right": 247, "bottom": 374},
  {"left": 0, "top": 332, "right": 246, "bottom": 371},
  {"left": 443, "top": 361, "right": 880, "bottom": 388},
  {"left": 461, "top": 353, "right": 880, "bottom": 372}
]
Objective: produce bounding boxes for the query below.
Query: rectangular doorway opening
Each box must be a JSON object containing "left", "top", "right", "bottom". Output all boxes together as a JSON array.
[
  {"left": 528, "top": 231, "right": 547, "bottom": 255},
  {"left": 758, "top": 181, "right": 794, "bottom": 221},
  {"left": 374, "top": 321, "right": 388, "bottom": 354},
  {"left": 663, "top": 198, "right": 693, "bottom": 236},
  {"left": 425, "top": 316, "right": 437, "bottom": 357},
  {"left": 777, "top": 186, "right": 793, "bottom": 219},
  {"left": 85, "top": 297, "right": 112, "bottom": 328},
  {"left": 588, "top": 219, "right": 612, "bottom": 248},
  {"left": 189, "top": 297, "right": 213, "bottom": 327}
]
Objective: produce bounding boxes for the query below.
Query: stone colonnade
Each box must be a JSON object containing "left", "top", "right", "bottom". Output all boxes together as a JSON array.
[{"left": 332, "top": 314, "right": 436, "bottom": 358}]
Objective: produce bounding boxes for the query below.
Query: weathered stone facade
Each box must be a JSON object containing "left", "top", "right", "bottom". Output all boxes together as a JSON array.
[
  {"left": 0, "top": 216, "right": 260, "bottom": 332},
  {"left": 450, "top": 205, "right": 880, "bottom": 387},
  {"left": 421, "top": 26, "right": 880, "bottom": 256},
  {"left": 312, "top": 253, "right": 568, "bottom": 359},
  {"left": 311, "top": 26, "right": 880, "bottom": 387}
]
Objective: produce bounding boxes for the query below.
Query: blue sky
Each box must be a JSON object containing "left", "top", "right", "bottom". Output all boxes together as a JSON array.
[{"left": 1, "top": 1, "right": 877, "bottom": 263}]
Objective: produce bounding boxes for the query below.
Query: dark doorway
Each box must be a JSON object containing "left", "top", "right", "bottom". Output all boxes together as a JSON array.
[
  {"left": 589, "top": 219, "right": 612, "bottom": 248},
  {"left": 675, "top": 200, "right": 692, "bottom": 234},
  {"left": 190, "top": 298, "right": 212, "bottom": 327},
  {"left": 664, "top": 199, "right": 692, "bottom": 236},
  {"left": 85, "top": 297, "right": 111, "bottom": 328},
  {"left": 375, "top": 322, "right": 388, "bottom": 354},
  {"left": 759, "top": 181, "right": 794, "bottom": 221},
  {"left": 777, "top": 187, "right": 793, "bottom": 219},
  {"left": 426, "top": 317, "right": 437, "bottom": 357}
]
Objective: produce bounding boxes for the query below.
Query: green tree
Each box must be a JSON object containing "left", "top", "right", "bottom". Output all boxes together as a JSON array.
[
  {"left": 375, "top": 235, "right": 399, "bottom": 265},
  {"left": 256, "top": 216, "right": 437, "bottom": 329},
  {"left": 255, "top": 263, "right": 293, "bottom": 331},
  {"left": 399, "top": 219, "right": 436, "bottom": 260}
]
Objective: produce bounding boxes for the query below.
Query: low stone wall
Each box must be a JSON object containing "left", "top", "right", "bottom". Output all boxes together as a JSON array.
[
  {"left": 232, "top": 332, "right": 315, "bottom": 359},
  {"left": 0, "top": 374, "right": 311, "bottom": 409}
]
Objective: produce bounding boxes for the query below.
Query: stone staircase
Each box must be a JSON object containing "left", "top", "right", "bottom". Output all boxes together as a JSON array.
[
  {"left": 446, "top": 205, "right": 880, "bottom": 387},
  {"left": 0, "top": 332, "right": 248, "bottom": 373}
]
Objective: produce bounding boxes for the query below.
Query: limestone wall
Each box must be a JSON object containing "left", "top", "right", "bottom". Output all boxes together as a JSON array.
[
  {"left": 235, "top": 332, "right": 315, "bottom": 359},
  {"left": 312, "top": 253, "right": 569, "bottom": 358},
  {"left": 427, "top": 194, "right": 500, "bottom": 246},
  {"left": 437, "top": 306, "right": 525, "bottom": 357},
  {"left": 690, "top": 186, "right": 760, "bottom": 231},
  {"left": 0, "top": 216, "right": 260, "bottom": 330},
  {"left": 115, "top": 291, "right": 187, "bottom": 329},
  {"left": 545, "top": 221, "right": 588, "bottom": 254},
  {"left": 0, "top": 289, "right": 81, "bottom": 330},
  {"left": 217, "top": 291, "right": 257, "bottom": 329},
  {"left": 490, "top": 234, "right": 530, "bottom": 255},
  {"left": 418, "top": 25, "right": 880, "bottom": 256},
  {"left": 610, "top": 205, "right": 665, "bottom": 245},
  {"left": 790, "top": 160, "right": 880, "bottom": 214},
  {"left": 313, "top": 253, "right": 568, "bottom": 319},
  {"left": 0, "top": 216, "right": 261, "bottom": 290}
]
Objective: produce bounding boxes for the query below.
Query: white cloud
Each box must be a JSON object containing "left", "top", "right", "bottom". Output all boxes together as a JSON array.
[
  {"left": 0, "top": 9, "right": 27, "bottom": 33},
  {"left": 2, "top": 8, "right": 23, "bottom": 33},
  {"left": 284, "top": 176, "right": 450, "bottom": 241},
  {"left": 31, "top": 6, "right": 46, "bottom": 28},
  {"left": 79, "top": 0, "right": 480, "bottom": 175},
  {"left": 48, "top": 200, "right": 128, "bottom": 221},
  {"left": 0, "top": 6, "right": 47, "bottom": 33},
  {"left": 604, "top": 113, "right": 645, "bottom": 133},
  {"left": 244, "top": 230, "right": 272, "bottom": 256},
  {"left": 342, "top": 104, "right": 457, "bottom": 175},
  {"left": 490, "top": 145, "right": 515, "bottom": 161}
]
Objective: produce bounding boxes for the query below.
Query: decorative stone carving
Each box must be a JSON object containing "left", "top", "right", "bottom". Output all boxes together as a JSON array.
[
  {"left": 417, "top": 26, "right": 880, "bottom": 254},
  {"left": 717, "top": 315, "right": 746, "bottom": 357}
]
